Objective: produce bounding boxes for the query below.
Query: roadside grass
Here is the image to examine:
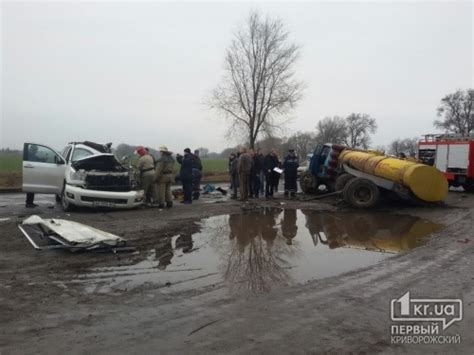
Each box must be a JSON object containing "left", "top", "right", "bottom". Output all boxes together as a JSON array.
[{"left": 0, "top": 152, "right": 22, "bottom": 172}]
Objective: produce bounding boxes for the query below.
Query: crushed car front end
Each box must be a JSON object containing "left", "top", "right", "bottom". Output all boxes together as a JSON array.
[
  {"left": 64, "top": 185, "right": 144, "bottom": 208},
  {"left": 64, "top": 153, "right": 144, "bottom": 209}
]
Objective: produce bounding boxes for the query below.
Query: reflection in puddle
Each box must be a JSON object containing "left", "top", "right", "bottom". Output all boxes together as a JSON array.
[{"left": 75, "top": 209, "right": 443, "bottom": 295}]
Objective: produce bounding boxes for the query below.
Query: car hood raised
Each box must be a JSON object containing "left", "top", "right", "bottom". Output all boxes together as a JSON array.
[{"left": 71, "top": 154, "right": 127, "bottom": 172}]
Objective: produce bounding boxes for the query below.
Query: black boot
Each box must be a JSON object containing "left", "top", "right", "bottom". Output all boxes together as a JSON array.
[{"left": 166, "top": 202, "right": 173, "bottom": 208}]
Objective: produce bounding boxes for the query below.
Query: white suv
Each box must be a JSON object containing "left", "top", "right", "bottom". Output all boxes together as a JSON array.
[{"left": 23, "top": 141, "right": 144, "bottom": 211}]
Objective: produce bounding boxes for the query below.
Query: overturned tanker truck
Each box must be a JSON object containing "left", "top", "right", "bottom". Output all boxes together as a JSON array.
[{"left": 299, "top": 143, "right": 448, "bottom": 208}]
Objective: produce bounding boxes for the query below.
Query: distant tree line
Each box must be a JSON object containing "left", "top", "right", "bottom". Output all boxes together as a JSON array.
[{"left": 0, "top": 148, "right": 22, "bottom": 154}]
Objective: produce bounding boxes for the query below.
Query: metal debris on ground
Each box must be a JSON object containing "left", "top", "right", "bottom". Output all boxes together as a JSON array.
[{"left": 18, "top": 215, "right": 134, "bottom": 253}]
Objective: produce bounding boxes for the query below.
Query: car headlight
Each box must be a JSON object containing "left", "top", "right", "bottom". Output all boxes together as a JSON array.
[
  {"left": 70, "top": 171, "right": 86, "bottom": 181},
  {"left": 135, "top": 191, "right": 144, "bottom": 202}
]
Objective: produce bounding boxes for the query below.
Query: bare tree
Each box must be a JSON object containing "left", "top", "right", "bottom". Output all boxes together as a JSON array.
[
  {"left": 389, "top": 138, "right": 418, "bottom": 156},
  {"left": 434, "top": 89, "right": 474, "bottom": 135},
  {"left": 402, "top": 138, "right": 418, "bottom": 155},
  {"left": 388, "top": 139, "right": 404, "bottom": 156},
  {"left": 344, "top": 113, "right": 377, "bottom": 149},
  {"left": 208, "top": 11, "right": 304, "bottom": 148},
  {"left": 315, "top": 116, "right": 347, "bottom": 145},
  {"left": 285, "top": 131, "right": 317, "bottom": 159},
  {"left": 195, "top": 147, "right": 209, "bottom": 158},
  {"left": 255, "top": 135, "right": 285, "bottom": 156}
]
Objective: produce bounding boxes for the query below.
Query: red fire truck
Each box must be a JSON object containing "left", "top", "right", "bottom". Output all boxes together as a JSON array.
[{"left": 418, "top": 134, "right": 474, "bottom": 192}]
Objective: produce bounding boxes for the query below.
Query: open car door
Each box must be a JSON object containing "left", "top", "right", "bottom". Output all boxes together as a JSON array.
[{"left": 23, "top": 143, "right": 66, "bottom": 194}]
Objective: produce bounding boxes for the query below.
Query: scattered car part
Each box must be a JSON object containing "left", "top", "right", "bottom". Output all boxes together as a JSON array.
[{"left": 18, "top": 215, "right": 134, "bottom": 253}]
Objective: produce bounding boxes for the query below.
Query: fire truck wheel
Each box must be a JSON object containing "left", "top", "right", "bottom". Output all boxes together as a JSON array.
[
  {"left": 335, "top": 173, "right": 354, "bottom": 192},
  {"left": 463, "top": 182, "right": 474, "bottom": 193},
  {"left": 343, "top": 178, "right": 380, "bottom": 208}
]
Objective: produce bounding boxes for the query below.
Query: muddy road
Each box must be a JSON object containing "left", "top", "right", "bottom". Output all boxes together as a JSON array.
[{"left": 0, "top": 191, "right": 473, "bottom": 354}]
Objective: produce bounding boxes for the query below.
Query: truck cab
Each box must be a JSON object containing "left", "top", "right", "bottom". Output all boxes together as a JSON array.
[
  {"left": 308, "top": 143, "right": 334, "bottom": 179},
  {"left": 300, "top": 143, "right": 340, "bottom": 193}
]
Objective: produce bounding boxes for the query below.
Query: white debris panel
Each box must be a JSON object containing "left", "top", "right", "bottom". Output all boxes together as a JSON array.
[{"left": 19, "top": 215, "right": 132, "bottom": 252}]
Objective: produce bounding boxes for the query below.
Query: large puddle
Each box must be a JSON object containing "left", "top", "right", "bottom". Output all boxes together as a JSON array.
[{"left": 75, "top": 209, "right": 443, "bottom": 295}]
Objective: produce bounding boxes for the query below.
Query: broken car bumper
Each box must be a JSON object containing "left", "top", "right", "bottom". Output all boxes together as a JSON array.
[{"left": 64, "top": 184, "right": 144, "bottom": 209}]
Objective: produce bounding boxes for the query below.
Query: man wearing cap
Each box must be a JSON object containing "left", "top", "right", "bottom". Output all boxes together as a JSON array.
[
  {"left": 283, "top": 148, "right": 299, "bottom": 197},
  {"left": 176, "top": 148, "right": 194, "bottom": 204},
  {"left": 137, "top": 146, "right": 158, "bottom": 206},
  {"left": 155, "top": 146, "right": 175, "bottom": 209}
]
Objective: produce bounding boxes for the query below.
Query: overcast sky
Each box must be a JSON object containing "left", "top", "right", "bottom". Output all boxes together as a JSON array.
[{"left": 1, "top": 1, "right": 473, "bottom": 153}]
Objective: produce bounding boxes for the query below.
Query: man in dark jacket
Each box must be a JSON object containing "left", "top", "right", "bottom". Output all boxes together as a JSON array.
[
  {"left": 249, "top": 149, "right": 261, "bottom": 198},
  {"left": 256, "top": 148, "right": 265, "bottom": 195},
  {"left": 283, "top": 149, "right": 299, "bottom": 197},
  {"left": 192, "top": 149, "right": 203, "bottom": 200},
  {"left": 272, "top": 154, "right": 282, "bottom": 193},
  {"left": 177, "top": 148, "right": 193, "bottom": 204},
  {"left": 263, "top": 149, "right": 278, "bottom": 198},
  {"left": 228, "top": 153, "right": 234, "bottom": 190},
  {"left": 229, "top": 153, "right": 239, "bottom": 199}
]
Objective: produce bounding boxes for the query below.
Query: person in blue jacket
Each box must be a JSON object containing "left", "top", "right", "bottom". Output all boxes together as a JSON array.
[
  {"left": 176, "top": 148, "right": 194, "bottom": 204},
  {"left": 283, "top": 148, "right": 299, "bottom": 197}
]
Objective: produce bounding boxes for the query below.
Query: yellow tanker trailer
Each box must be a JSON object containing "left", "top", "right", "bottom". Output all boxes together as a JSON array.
[{"left": 299, "top": 143, "right": 448, "bottom": 208}]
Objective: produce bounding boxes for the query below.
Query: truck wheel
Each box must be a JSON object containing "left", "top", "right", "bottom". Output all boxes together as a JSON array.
[
  {"left": 343, "top": 178, "right": 380, "bottom": 208},
  {"left": 335, "top": 173, "right": 354, "bottom": 192},
  {"left": 300, "top": 171, "right": 318, "bottom": 195},
  {"left": 61, "top": 185, "right": 74, "bottom": 212}
]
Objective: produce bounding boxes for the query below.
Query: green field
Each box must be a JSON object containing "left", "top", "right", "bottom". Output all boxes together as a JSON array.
[
  {"left": 0, "top": 153, "right": 228, "bottom": 188},
  {"left": 199, "top": 159, "right": 228, "bottom": 174},
  {"left": 0, "top": 152, "right": 227, "bottom": 174},
  {"left": 0, "top": 152, "right": 22, "bottom": 172}
]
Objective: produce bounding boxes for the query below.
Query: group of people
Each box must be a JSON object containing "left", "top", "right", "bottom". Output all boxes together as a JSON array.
[
  {"left": 228, "top": 147, "right": 299, "bottom": 201},
  {"left": 136, "top": 146, "right": 203, "bottom": 207}
]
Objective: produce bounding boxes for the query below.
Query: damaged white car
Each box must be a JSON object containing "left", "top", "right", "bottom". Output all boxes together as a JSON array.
[{"left": 23, "top": 141, "right": 144, "bottom": 211}]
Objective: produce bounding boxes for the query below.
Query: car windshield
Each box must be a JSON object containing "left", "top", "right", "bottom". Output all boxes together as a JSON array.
[{"left": 71, "top": 147, "right": 94, "bottom": 162}]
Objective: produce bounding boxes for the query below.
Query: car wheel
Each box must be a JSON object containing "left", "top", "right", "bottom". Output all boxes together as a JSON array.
[
  {"left": 61, "top": 186, "right": 74, "bottom": 212},
  {"left": 343, "top": 177, "right": 380, "bottom": 208}
]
